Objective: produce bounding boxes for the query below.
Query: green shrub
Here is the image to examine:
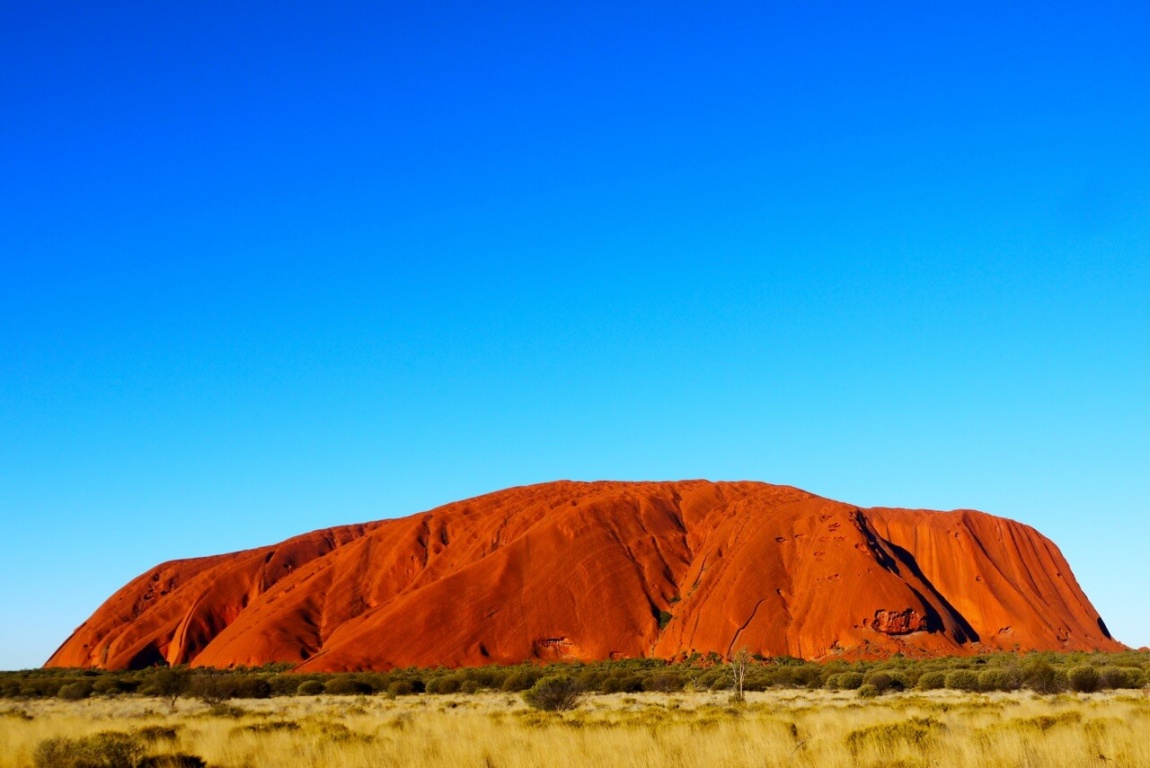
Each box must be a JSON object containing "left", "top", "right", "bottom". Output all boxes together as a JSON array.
[
  {"left": 603, "top": 675, "right": 643, "bottom": 693},
  {"left": 1053, "top": 669, "right": 1070, "bottom": 690},
  {"left": 1068, "top": 665, "right": 1100, "bottom": 693},
  {"left": 916, "top": 671, "right": 946, "bottom": 690},
  {"left": 644, "top": 672, "right": 684, "bottom": 692},
  {"left": 267, "top": 674, "right": 306, "bottom": 697},
  {"left": 1098, "top": 666, "right": 1143, "bottom": 690},
  {"left": 231, "top": 676, "right": 271, "bottom": 699},
  {"left": 857, "top": 684, "right": 880, "bottom": 698},
  {"left": 522, "top": 675, "right": 583, "bottom": 711},
  {"left": 576, "top": 671, "right": 604, "bottom": 692},
  {"left": 741, "top": 671, "right": 771, "bottom": 692},
  {"left": 323, "top": 677, "right": 372, "bottom": 696},
  {"left": 425, "top": 676, "right": 460, "bottom": 695},
  {"left": 1023, "top": 660, "right": 1061, "bottom": 694},
  {"left": 695, "top": 670, "right": 721, "bottom": 690},
  {"left": 789, "top": 666, "right": 825, "bottom": 688},
  {"left": 863, "top": 672, "right": 895, "bottom": 693},
  {"left": 91, "top": 678, "right": 131, "bottom": 696},
  {"left": 944, "top": 670, "right": 979, "bottom": 692},
  {"left": 978, "top": 668, "right": 1019, "bottom": 692},
  {"left": 758, "top": 668, "right": 791, "bottom": 688},
  {"left": 899, "top": 669, "right": 923, "bottom": 688},
  {"left": 837, "top": 672, "right": 866, "bottom": 690},
  {"left": 58, "top": 682, "right": 94, "bottom": 700},
  {"left": 459, "top": 680, "right": 480, "bottom": 694},
  {"left": 387, "top": 680, "right": 415, "bottom": 696},
  {"left": 33, "top": 731, "right": 145, "bottom": 768},
  {"left": 296, "top": 680, "right": 324, "bottom": 696},
  {"left": 190, "top": 674, "right": 270, "bottom": 702},
  {"left": 353, "top": 673, "right": 387, "bottom": 693},
  {"left": 500, "top": 671, "right": 538, "bottom": 692}
]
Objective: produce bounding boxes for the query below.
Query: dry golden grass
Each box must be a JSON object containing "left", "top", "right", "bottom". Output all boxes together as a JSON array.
[{"left": 3, "top": 689, "right": 1150, "bottom": 768}]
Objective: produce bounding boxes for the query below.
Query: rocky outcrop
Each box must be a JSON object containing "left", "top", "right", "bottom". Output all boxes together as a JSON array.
[{"left": 46, "top": 481, "right": 1123, "bottom": 671}]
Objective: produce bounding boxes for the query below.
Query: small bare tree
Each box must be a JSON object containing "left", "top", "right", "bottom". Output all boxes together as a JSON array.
[
  {"left": 147, "top": 666, "right": 190, "bottom": 712},
  {"left": 730, "top": 647, "right": 752, "bottom": 703}
]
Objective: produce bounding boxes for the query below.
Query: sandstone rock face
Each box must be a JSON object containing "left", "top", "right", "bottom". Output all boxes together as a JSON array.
[{"left": 46, "top": 481, "right": 1123, "bottom": 671}]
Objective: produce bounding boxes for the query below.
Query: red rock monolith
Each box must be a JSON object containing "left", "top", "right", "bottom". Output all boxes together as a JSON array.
[{"left": 46, "top": 481, "right": 1122, "bottom": 671}]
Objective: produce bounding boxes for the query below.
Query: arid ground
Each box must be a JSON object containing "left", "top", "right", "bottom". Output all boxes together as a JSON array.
[{"left": 5, "top": 688, "right": 1150, "bottom": 768}]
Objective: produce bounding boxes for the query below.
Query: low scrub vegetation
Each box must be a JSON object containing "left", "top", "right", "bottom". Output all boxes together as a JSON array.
[{"left": 4, "top": 651, "right": 1147, "bottom": 704}]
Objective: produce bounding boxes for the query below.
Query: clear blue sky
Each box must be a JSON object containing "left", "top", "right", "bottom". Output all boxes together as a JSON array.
[{"left": 2, "top": 2, "right": 1148, "bottom": 669}]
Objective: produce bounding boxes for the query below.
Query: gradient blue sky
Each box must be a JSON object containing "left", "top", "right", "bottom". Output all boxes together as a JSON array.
[{"left": 2, "top": 3, "right": 1149, "bottom": 669}]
